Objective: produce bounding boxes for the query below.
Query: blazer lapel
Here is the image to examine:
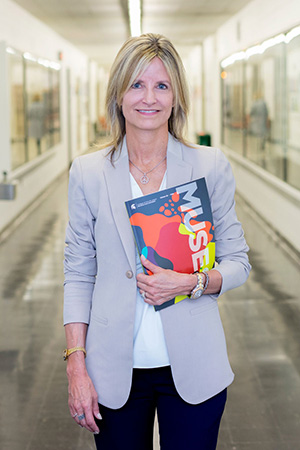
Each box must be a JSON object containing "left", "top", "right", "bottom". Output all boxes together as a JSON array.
[
  {"left": 166, "top": 134, "right": 193, "bottom": 187},
  {"left": 104, "top": 139, "right": 136, "bottom": 271}
]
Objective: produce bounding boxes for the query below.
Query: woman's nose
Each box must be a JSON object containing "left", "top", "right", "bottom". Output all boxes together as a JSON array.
[{"left": 143, "top": 88, "right": 156, "bottom": 104}]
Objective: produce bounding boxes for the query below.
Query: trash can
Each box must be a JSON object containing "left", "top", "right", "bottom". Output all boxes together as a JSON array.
[{"left": 197, "top": 133, "right": 211, "bottom": 146}]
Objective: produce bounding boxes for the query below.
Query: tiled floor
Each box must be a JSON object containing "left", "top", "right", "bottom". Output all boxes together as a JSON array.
[{"left": 0, "top": 173, "right": 299, "bottom": 450}]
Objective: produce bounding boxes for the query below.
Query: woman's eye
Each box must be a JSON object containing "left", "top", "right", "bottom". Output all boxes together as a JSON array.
[
  {"left": 158, "top": 83, "right": 167, "bottom": 90},
  {"left": 132, "top": 82, "right": 141, "bottom": 89}
]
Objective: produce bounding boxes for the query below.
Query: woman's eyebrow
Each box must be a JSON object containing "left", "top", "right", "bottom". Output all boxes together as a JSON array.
[{"left": 133, "top": 78, "right": 171, "bottom": 84}]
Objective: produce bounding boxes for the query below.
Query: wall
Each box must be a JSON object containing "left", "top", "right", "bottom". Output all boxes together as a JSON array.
[
  {"left": 0, "top": 0, "right": 91, "bottom": 234},
  {"left": 201, "top": 0, "right": 300, "bottom": 254},
  {"left": 217, "top": 0, "right": 300, "bottom": 60},
  {"left": 181, "top": 45, "right": 203, "bottom": 143}
]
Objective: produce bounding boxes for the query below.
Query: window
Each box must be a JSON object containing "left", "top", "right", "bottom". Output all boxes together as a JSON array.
[
  {"left": 26, "top": 58, "right": 50, "bottom": 159},
  {"left": 8, "top": 50, "right": 26, "bottom": 169},
  {"left": 221, "top": 25, "right": 300, "bottom": 191},
  {"left": 49, "top": 68, "right": 61, "bottom": 147},
  {"left": 286, "top": 34, "right": 300, "bottom": 189},
  {"left": 222, "top": 62, "right": 244, "bottom": 155},
  {"left": 245, "top": 44, "right": 285, "bottom": 180},
  {"left": 7, "top": 48, "right": 61, "bottom": 171}
]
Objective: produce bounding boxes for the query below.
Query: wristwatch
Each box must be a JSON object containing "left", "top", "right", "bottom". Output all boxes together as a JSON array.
[{"left": 190, "top": 272, "right": 208, "bottom": 299}]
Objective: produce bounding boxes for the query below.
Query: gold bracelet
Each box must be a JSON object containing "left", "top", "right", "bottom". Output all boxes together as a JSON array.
[{"left": 63, "top": 347, "right": 86, "bottom": 361}]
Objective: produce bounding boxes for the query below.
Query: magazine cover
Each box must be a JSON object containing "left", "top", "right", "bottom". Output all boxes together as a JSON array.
[{"left": 125, "top": 177, "right": 215, "bottom": 310}]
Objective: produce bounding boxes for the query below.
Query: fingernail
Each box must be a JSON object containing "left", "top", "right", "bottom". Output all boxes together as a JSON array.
[
  {"left": 94, "top": 431, "right": 100, "bottom": 435},
  {"left": 141, "top": 255, "right": 146, "bottom": 261},
  {"left": 96, "top": 413, "right": 102, "bottom": 420}
]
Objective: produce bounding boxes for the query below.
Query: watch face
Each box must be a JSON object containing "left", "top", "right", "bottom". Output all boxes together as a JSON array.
[{"left": 191, "top": 288, "right": 203, "bottom": 299}]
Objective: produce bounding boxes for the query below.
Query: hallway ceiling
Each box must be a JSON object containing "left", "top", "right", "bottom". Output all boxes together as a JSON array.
[{"left": 12, "top": 0, "right": 253, "bottom": 67}]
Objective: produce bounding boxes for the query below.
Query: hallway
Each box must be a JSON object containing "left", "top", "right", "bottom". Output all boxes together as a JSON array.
[{"left": 0, "top": 171, "right": 299, "bottom": 450}]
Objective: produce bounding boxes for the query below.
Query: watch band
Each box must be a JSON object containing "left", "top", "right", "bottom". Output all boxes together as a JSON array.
[
  {"left": 63, "top": 347, "right": 86, "bottom": 361},
  {"left": 202, "top": 271, "right": 209, "bottom": 291}
]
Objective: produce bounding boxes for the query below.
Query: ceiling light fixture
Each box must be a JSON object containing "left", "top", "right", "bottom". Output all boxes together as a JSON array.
[
  {"left": 6, "top": 47, "right": 16, "bottom": 55},
  {"left": 285, "top": 25, "right": 300, "bottom": 43},
  {"left": 128, "top": 0, "right": 142, "bottom": 36}
]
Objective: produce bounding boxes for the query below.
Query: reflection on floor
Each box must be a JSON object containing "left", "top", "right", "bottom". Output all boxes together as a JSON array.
[{"left": 0, "top": 172, "right": 299, "bottom": 450}]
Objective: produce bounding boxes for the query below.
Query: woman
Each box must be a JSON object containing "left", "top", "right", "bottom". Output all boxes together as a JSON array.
[{"left": 64, "top": 33, "right": 251, "bottom": 450}]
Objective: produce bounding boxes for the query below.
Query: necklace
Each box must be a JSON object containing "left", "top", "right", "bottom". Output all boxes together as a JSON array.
[{"left": 129, "top": 155, "right": 166, "bottom": 184}]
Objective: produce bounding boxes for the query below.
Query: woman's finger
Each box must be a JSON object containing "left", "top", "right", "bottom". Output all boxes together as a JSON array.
[
  {"left": 73, "top": 409, "right": 97, "bottom": 433},
  {"left": 140, "top": 255, "right": 163, "bottom": 274}
]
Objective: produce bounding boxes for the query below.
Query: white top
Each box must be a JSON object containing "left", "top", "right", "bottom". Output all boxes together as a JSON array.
[{"left": 130, "top": 172, "right": 170, "bottom": 368}]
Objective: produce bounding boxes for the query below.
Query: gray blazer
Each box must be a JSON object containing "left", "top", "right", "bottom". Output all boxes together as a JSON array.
[{"left": 64, "top": 134, "right": 251, "bottom": 409}]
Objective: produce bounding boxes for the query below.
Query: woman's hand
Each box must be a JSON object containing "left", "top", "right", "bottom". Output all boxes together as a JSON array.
[
  {"left": 64, "top": 323, "right": 101, "bottom": 434},
  {"left": 137, "top": 255, "right": 197, "bottom": 307},
  {"left": 67, "top": 353, "right": 102, "bottom": 434}
]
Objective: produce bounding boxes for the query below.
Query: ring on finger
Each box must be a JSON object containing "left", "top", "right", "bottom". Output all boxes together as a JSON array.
[
  {"left": 78, "top": 413, "right": 85, "bottom": 421},
  {"left": 141, "top": 291, "right": 146, "bottom": 299},
  {"left": 72, "top": 413, "right": 78, "bottom": 418}
]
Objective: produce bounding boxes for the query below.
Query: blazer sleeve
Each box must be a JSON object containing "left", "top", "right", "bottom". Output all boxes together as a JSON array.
[
  {"left": 63, "top": 157, "right": 97, "bottom": 325},
  {"left": 211, "top": 148, "right": 251, "bottom": 296}
]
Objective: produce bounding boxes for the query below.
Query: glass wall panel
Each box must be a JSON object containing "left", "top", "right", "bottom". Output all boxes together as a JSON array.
[
  {"left": 222, "top": 63, "right": 244, "bottom": 155},
  {"left": 6, "top": 47, "right": 61, "bottom": 170},
  {"left": 7, "top": 47, "right": 62, "bottom": 171},
  {"left": 221, "top": 25, "right": 300, "bottom": 191},
  {"left": 26, "top": 60, "right": 50, "bottom": 159},
  {"left": 245, "top": 44, "right": 285, "bottom": 180},
  {"left": 49, "top": 68, "right": 61, "bottom": 147},
  {"left": 286, "top": 35, "right": 300, "bottom": 190},
  {"left": 245, "top": 55, "right": 269, "bottom": 166},
  {"left": 8, "top": 52, "right": 26, "bottom": 170}
]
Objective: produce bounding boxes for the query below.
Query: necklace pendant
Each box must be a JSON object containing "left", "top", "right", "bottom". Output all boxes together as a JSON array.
[{"left": 140, "top": 174, "right": 149, "bottom": 184}]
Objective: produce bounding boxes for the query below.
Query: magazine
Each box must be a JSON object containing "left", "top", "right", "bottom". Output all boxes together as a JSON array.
[{"left": 125, "top": 177, "right": 215, "bottom": 310}]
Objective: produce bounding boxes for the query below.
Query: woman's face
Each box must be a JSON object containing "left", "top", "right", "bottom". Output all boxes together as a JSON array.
[{"left": 121, "top": 57, "right": 174, "bottom": 136}]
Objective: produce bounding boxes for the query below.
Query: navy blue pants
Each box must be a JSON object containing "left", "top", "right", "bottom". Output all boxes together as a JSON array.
[{"left": 94, "top": 366, "right": 227, "bottom": 450}]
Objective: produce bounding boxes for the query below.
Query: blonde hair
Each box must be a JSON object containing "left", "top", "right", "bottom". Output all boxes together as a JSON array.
[{"left": 104, "top": 33, "right": 190, "bottom": 159}]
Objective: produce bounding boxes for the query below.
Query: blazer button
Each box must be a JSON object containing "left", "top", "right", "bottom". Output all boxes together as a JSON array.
[{"left": 126, "top": 270, "right": 133, "bottom": 279}]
